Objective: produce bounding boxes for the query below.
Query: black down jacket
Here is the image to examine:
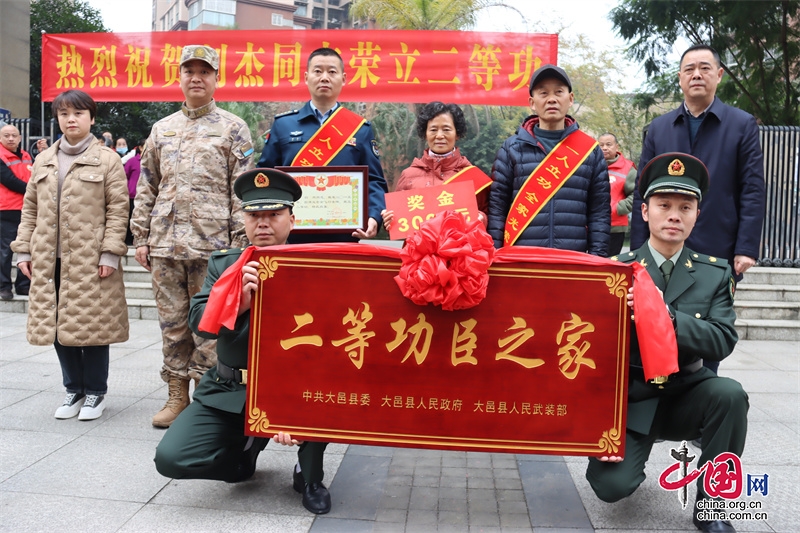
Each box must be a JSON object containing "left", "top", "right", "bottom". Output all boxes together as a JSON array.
[{"left": 488, "top": 115, "right": 610, "bottom": 256}]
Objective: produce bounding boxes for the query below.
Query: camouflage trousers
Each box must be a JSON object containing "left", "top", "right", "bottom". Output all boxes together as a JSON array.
[{"left": 151, "top": 256, "right": 216, "bottom": 382}]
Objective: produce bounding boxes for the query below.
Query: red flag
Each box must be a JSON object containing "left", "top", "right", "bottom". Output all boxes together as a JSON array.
[
  {"left": 197, "top": 247, "right": 256, "bottom": 335},
  {"left": 631, "top": 262, "right": 679, "bottom": 381}
]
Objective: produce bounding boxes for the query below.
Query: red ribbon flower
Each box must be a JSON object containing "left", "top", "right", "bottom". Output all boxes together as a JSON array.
[{"left": 394, "top": 211, "right": 495, "bottom": 311}]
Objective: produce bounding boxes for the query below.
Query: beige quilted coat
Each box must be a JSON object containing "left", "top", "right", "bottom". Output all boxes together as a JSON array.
[{"left": 12, "top": 139, "right": 130, "bottom": 346}]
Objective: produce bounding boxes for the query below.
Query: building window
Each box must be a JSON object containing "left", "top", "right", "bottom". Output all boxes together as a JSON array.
[
  {"left": 272, "top": 13, "right": 294, "bottom": 26},
  {"left": 161, "top": 2, "right": 179, "bottom": 31},
  {"left": 188, "top": 0, "right": 236, "bottom": 29},
  {"left": 295, "top": 5, "right": 307, "bottom": 17}
]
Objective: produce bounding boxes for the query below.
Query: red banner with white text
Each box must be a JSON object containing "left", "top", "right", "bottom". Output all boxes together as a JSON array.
[{"left": 41, "top": 30, "right": 558, "bottom": 105}]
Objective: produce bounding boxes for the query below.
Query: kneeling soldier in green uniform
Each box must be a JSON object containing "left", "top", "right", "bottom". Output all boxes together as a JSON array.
[
  {"left": 585, "top": 153, "right": 748, "bottom": 533},
  {"left": 154, "top": 168, "right": 332, "bottom": 514}
]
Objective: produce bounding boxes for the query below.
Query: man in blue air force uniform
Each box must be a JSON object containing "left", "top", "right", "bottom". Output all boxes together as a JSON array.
[{"left": 258, "top": 47, "right": 388, "bottom": 243}]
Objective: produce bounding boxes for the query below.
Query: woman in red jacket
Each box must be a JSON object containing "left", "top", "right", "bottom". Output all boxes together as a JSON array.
[{"left": 381, "top": 102, "right": 489, "bottom": 230}]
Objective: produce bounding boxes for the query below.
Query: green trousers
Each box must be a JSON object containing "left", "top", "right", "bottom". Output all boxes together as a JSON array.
[
  {"left": 154, "top": 399, "right": 328, "bottom": 483},
  {"left": 586, "top": 376, "right": 748, "bottom": 502}
]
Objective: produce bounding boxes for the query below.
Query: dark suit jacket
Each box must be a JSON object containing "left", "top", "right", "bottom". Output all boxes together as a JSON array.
[
  {"left": 614, "top": 245, "right": 738, "bottom": 434},
  {"left": 188, "top": 247, "right": 250, "bottom": 414},
  {"left": 630, "top": 98, "right": 765, "bottom": 279}
]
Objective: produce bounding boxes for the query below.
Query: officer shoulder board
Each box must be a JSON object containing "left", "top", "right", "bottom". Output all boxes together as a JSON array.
[
  {"left": 263, "top": 110, "right": 299, "bottom": 142},
  {"left": 210, "top": 248, "right": 243, "bottom": 260},
  {"left": 610, "top": 250, "right": 639, "bottom": 264},
  {"left": 274, "top": 109, "right": 299, "bottom": 120},
  {"left": 687, "top": 252, "right": 728, "bottom": 269},
  {"left": 688, "top": 252, "right": 735, "bottom": 299}
]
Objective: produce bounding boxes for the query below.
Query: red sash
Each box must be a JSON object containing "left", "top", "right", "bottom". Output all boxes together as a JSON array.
[
  {"left": 503, "top": 130, "right": 598, "bottom": 247},
  {"left": 444, "top": 165, "right": 492, "bottom": 195},
  {"left": 290, "top": 107, "right": 366, "bottom": 167}
]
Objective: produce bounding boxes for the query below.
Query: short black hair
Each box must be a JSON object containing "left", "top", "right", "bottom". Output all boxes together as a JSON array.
[
  {"left": 52, "top": 90, "right": 97, "bottom": 120},
  {"left": 415, "top": 102, "right": 467, "bottom": 139},
  {"left": 307, "top": 47, "right": 344, "bottom": 70},
  {"left": 598, "top": 133, "right": 618, "bottom": 143},
  {"left": 680, "top": 44, "right": 721, "bottom": 68}
]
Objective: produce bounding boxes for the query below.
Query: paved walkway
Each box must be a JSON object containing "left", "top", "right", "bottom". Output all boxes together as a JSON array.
[{"left": 1, "top": 312, "right": 797, "bottom": 532}]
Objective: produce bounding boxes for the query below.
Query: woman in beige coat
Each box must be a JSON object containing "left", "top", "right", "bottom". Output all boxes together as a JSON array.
[{"left": 12, "top": 90, "right": 129, "bottom": 421}]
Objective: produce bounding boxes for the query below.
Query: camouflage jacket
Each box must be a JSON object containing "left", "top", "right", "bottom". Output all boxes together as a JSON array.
[{"left": 131, "top": 100, "right": 254, "bottom": 260}]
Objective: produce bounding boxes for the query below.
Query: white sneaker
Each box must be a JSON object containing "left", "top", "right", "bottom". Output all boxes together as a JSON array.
[
  {"left": 78, "top": 395, "right": 106, "bottom": 421},
  {"left": 55, "top": 393, "right": 85, "bottom": 419}
]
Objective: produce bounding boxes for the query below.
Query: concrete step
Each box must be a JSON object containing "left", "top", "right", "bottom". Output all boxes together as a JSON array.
[
  {"left": 734, "top": 284, "right": 800, "bottom": 302},
  {"left": 126, "top": 298, "right": 159, "bottom": 320},
  {"left": 734, "top": 300, "right": 800, "bottom": 320},
  {"left": 121, "top": 248, "right": 139, "bottom": 267},
  {"left": 0, "top": 295, "right": 159, "bottom": 322},
  {"left": 0, "top": 296, "right": 28, "bottom": 315},
  {"left": 742, "top": 266, "right": 800, "bottom": 286},
  {"left": 122, "top": 264, "right": 152, "bottom": 284},
  {"left": 734, "top": 318, "right": 800, "bottom": 341},
  {"left": 125, "top": 281, "right": 155, "bottom": 300}
]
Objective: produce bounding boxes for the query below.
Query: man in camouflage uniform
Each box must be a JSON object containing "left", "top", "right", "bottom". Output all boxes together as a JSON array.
[{"left": 131, "top": 45, "right": 254, "bottom": 428}]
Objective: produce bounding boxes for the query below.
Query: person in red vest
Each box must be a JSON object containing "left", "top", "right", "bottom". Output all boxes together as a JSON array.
[
  {"left": 0, "top": 124, "right": 35, "bottom": 300},
  {"left": 598, "top": 133, "right": 636, "bottom": 256}
]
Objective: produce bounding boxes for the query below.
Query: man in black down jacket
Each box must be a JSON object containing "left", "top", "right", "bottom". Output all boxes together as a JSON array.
[{"left": 488, "top": 64, "right": 610, "bottom": 255}]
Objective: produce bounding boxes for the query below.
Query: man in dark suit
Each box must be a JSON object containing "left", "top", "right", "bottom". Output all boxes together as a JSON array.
[
  {"left": 629, "top": 42, "right": 764, "bottom": 373},
  {"left": 586, "top": 153, "right": 748, "bottom": 533},
  {"left": 154, "top": 168, "right": 332, "bottom": 515}
]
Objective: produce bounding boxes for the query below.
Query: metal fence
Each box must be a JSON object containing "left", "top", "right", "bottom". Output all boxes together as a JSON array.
[
  {"left": 759, "top": 126, "right": 800, "bottom": 268},
  {"left": 6, "top": 117, "right": 56, "bottom": 158}
]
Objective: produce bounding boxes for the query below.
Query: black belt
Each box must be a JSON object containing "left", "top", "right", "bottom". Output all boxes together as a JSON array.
[
  {"left": 217, "top": 361, "right": 248, "bottom": 384},
  {"left": 679, "top": 359, "right": 703, "bottom": 375},
  {"left": 634, "top": 359, "right": 703, "bottom": 381}
]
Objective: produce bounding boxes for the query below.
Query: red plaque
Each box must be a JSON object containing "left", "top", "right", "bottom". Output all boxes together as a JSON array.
[{"left": 246, "top": 245, "right": 630, "bottom": 456}]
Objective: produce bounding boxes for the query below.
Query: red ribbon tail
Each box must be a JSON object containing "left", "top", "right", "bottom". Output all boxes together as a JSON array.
[
  {"left": 631, "top": 262, "right": 679, "bottom": 381},
  {"left": 197, "top": 247, "right": 255, "bottom": 335}
]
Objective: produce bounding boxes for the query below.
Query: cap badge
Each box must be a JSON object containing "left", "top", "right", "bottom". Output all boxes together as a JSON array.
[
  {"left": 254, "top": 172, "right": 269, "bottom": 188},
  {"left": 194, "top": 47, "right": 206, "bottom": 58},
  {"left": 668, "top": 159, "right": 685, "bottom": 176}
]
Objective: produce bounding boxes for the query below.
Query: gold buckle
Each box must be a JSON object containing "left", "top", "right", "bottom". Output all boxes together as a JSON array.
[
  {"left": 649, "top": 375, "right": 668, "bottom": 389},
  {"left": 240, "top": 369, "right": 248, "bottom": 384}
]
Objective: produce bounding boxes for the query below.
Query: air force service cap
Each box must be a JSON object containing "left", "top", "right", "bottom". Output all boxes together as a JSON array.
[
  {"left": 529, "top": 63, "right": 572, "bottom": 94},
  {"left": 234, "top": 168, "right": 302, "bottom": 212},
  {"left": 180, "top": 45, "right": 220, "bottom": 71},
  {"left": 639, "top": 152, "right": 710, "bottom": 201}
]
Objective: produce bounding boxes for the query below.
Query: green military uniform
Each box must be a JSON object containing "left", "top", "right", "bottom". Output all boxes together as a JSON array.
[
  {"left": 585, "top": 152, "right": 748, "bottom": 513},
  {"left": 153, "top": 249, "right": 327, "bottom": 483},
  {"left": 586, "top": 245, "right": 747, "bottom": 501},
  {"left": 154, "top": 168, "right": 328, "bottom": 491}
]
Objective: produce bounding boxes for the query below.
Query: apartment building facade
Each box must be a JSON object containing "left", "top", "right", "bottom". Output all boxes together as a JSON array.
[{"left": 152, "top": 0, "right": 356, "bottom": 32}]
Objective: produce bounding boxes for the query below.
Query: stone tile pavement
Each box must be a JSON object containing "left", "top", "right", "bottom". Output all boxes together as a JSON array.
[{"left": 1, "top": 312, "right": 797, "bottom": 532}]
